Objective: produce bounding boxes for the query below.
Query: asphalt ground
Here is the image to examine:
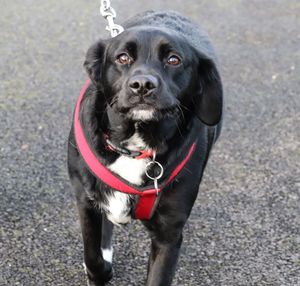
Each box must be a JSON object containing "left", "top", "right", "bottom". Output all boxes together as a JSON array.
[{"left": 1, "top": 0, "right": 299, "bottom": 285}]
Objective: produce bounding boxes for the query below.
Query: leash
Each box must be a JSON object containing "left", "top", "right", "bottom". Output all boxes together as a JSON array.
[{"left": 100, "top": 0, "right": 124, "bottom": 37}]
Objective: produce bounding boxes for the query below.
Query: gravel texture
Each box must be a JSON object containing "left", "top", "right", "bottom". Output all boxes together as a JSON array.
[{"left": 1, "top": 1, "right": 299, "bottom": 285}]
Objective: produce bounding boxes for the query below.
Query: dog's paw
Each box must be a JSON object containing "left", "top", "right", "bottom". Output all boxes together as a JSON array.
[{"left": 83, "top": 261, "right": 113, "bottom": 286}]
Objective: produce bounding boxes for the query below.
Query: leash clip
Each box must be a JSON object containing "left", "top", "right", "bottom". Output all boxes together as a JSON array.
[
  {"left": 145, "top": 151, "right": 163, "bottom": 195},
  {"left": 100, "top": 0, "right": 124, "bottom": 37}
]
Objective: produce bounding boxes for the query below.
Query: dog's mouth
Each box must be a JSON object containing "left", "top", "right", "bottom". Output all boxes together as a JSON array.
[{"left": 118, "top": 103, "right": 178, "bottom": 121}]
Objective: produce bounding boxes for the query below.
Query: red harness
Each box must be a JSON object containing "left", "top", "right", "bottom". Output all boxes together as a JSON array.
[{"left": 74, "top": 80, "right": 196, "bottom": 220}]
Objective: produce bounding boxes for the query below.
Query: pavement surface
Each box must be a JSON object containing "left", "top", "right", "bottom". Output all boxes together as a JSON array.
[{"left": 1, "top": 0, "right": 299, "bottom": 285}]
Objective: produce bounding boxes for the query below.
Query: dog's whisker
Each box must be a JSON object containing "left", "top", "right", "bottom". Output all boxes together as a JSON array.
[
  {"left": 175, "top": 120, "right": 184, "bottom": 138},
  {"left": 109, "top": 97, "right": 118, "bottom": 107},
  {"left": 179, "top": 103, "right": 191, "bottom": 112},
  {"left": 183, "top": 166, "right": 193, "bottom": 174},
  {"left": 176, "top": 103, "right": 185, "bottom": 121}
]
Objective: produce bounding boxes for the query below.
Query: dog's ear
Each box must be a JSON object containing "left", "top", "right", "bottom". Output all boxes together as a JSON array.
[
  {"left": 84, "top": 40, "right": 107, "bottom": 85},
  {"left": 194, "top": 55, "right": 223, "bottom": 126}
]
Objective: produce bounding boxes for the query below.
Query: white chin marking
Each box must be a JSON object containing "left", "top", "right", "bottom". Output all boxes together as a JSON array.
[
  {"left": 101, "top": 247, "right": 113, "bottom": 263},
  {"left": 131, "top": 109, "right": 155, "bottom": 121}
]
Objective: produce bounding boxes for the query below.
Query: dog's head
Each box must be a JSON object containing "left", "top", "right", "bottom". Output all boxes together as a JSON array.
[{"left": 84, "top": 27, "right": 222, "bottom": 125}]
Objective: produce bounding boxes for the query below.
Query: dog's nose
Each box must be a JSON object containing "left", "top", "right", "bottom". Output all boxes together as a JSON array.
[{"left": 128, "top": 75, "right": 158, "bottom": 96}]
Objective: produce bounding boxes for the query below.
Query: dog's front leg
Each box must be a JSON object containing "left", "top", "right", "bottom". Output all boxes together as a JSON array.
[
  {"left": 145, "top": 229, "right": 183, "bottom": 286},
  {"left": 77, "top": 202, "right": 113, "bottom": 286}
]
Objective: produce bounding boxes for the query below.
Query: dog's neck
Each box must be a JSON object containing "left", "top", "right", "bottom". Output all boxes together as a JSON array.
[
  {"left": 104, "top": 105, "right": 179, "bottom": 154},
  {"left": 106, "top": 105, "right": 134, "bottom": 144}
]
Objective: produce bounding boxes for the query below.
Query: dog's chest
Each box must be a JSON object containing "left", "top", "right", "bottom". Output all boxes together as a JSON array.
[
  {"left": 103, "top": 133, "right": 150, "bottom": 225},
  {"left": 108, "top": 132, "right": 150, "bottom": 184},
  {"left": 108, "top": 156, "right": 148, "bottom": 185}
]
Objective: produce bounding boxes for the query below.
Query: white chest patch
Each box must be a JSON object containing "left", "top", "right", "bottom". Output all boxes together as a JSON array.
[
  {"left": 108, "top": 156, "right": 149, "bottom": 185},
  {"left": 104, "top": 132, "right": 150, "bottom": 225}
]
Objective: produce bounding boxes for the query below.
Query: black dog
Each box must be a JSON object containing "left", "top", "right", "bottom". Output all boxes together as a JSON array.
[{"left": 68, "top": 10, "right": 222, "bottom": 286}]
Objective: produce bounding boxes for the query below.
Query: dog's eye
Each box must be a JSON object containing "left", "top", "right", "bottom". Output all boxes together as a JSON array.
[
  {"left": 116, "top": 53, "right": 133, "bottom": 65},
  {"left": 167, "top": 55, "right": 181, "bottom": 66}
]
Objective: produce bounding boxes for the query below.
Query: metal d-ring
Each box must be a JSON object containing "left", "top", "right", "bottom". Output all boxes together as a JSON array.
[
  {"left": 145, "top": 160, "right": 164, "bottom": 195},
  {"left": 145, "top": 160, "right": 164, "bottom": 181}
]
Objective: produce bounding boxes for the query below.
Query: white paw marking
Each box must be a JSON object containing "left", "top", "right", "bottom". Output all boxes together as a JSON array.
[
  {"left": 83, "top": 262, "right": 91, "bottom": 286},
  {"left": 83, "top": 262, "right": 88, "bottom": 275},
  {"left": 101, "top": 247, "right": 113, "bottom": 263}
]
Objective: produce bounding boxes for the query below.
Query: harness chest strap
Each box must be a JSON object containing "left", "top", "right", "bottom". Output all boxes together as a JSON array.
[{"left": 74, "top": 80, "right": 196, "bottom": 220}]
